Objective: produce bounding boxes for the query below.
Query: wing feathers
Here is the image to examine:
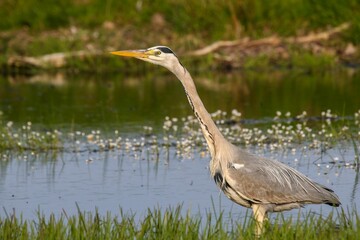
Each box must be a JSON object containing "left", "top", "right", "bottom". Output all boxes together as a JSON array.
[{"left": 223, "top": 150, "right": 340, "bottom": 206}]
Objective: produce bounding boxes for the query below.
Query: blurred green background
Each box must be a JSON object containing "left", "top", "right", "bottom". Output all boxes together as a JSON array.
[
  {"left": 1, "top": 0, "right": 360, "bottom": 128},
  {"left": 1, "top": 0, "right": 359, "bottom": 41},
  {"left": 0, "top": 0, "right": 359, "bottom": 69}
]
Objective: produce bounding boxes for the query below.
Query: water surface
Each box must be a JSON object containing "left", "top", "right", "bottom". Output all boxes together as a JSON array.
[{"left": 0, "top": 68, "right": 359, "bottom": 221}]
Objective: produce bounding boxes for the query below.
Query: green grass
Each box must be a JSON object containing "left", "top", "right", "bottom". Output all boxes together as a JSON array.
[
  {"left": 0, "top": 206, "right": 359, "bottom": 239},
  {"left": 1, "top": 0, "right": 359, "bottom": 42},
  {"left": 1, "top": 0, "right": 359, "bottom": 72}
]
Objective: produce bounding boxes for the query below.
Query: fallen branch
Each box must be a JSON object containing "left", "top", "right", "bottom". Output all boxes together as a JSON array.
[
  {"left": 188, "top": 23, "right": 350, "bottom": 56},
  {"left": 7, "top": 50, "right": 102, "bottom": 68},
  {"left": 188, "top": 39, "right": 245, "bottom": 56},
  {"left": 6, "top": 23, "right": 351, "bottom": 69},
  {"left": 286, "top": 22, "right": 350, "bottom": 44}
]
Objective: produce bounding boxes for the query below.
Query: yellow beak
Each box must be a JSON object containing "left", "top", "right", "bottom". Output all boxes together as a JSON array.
[{"left": 110, "top": 50, "right": 148, "bottom": 58}]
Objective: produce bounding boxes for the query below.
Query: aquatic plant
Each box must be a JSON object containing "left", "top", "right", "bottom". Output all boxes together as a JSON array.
[
  {"left": 0, "top": 205, "right": 358, "bottom": 239},
  {"left": 0, "top": 116, "right": 63, "bottom": 152},
  {"left": 1, "top": 109, "right": 359, "bottom": 168}
]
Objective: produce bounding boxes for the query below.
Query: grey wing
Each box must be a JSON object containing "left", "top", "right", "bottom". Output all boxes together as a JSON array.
[{"left": 226, "top": 151, "right": 340, "bottom": 206}]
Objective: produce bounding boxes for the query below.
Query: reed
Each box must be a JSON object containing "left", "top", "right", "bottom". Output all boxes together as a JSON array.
[{"left": 0, "top": 206, "right": 359, "bottom": 239}]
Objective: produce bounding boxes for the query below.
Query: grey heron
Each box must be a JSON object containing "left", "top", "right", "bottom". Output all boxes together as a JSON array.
[{"left": 111, "top": 46, "right": 341, "bottom": 235}]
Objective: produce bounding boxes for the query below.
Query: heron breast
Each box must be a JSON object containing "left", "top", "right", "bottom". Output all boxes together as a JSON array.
[
  {"left": 213, "top": 170, "right": 252, "bottom": 208},
  {"left": 213, "top": 171, "right": 230, "bottom": 190}
]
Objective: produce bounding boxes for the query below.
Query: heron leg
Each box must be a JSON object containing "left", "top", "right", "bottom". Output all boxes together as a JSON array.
[{"left": 252, "top": 204, "right": 268, "bottom": 236}]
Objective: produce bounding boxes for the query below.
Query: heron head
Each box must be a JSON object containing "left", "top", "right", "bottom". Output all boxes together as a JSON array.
[{"left": 111, "top": 46, "right": 179, "bottom": 70}]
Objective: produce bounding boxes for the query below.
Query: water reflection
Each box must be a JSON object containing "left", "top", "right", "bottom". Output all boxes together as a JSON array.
[
  {"left": 0, "top": 69, "right": 359, "bottom": 220},
  {"left": 1, "top": 68, "right": 360, "bottom": 131},
  {"left": 0, "top": 143, "right": 358, "bottom": 220}
]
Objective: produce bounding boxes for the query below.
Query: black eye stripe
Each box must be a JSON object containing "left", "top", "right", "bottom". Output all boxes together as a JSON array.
[{"left": 157, "top": 47, "right": 174, "bottom": 54}]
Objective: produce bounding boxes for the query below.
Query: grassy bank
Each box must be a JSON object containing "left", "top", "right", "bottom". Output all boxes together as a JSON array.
[
  {"left": 1, "top": 0, "right": 359, "bottom": 42},
  {"left": 0, "top": 206, "right": 358, "bottom": 240},
  {"left": 1, "top": 0, "right": 359, "bottom": 72}
]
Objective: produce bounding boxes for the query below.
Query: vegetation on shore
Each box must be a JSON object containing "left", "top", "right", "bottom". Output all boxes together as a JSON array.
[
  {"left": 1, "top": 109, "right": 359, "bottom": 239},
  {"left": 1, "top": 0, "right": 359, "bottom": 73},
  {"left": 0, "top": 205, "right": 359, "bottom": 240}
]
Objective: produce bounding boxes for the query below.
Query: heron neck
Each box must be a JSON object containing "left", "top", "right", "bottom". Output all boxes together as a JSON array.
[{"left": 170, "top": 63, "right": 228, "bottom": 157}]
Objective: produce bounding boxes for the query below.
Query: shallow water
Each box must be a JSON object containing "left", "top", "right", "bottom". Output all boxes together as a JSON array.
[
  {"left": 0, "top": 69, "right": 359, "bottom": 221},
  {"left": 0, "top": 144, "right": 358, "bottom": 220}
]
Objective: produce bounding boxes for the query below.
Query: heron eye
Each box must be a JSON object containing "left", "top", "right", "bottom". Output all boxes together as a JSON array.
[{"left": 154, "top": 50, "right": 161, "bottom": 56}]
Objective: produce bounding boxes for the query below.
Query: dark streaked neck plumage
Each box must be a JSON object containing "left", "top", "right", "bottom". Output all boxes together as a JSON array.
[{"left": 167, "top": 60, "right": 231, "bottom": 159}]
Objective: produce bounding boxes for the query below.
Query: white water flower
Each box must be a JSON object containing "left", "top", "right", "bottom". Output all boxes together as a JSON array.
[{"left": 231, "top": 109, "right": 241, "bottom": 117}]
